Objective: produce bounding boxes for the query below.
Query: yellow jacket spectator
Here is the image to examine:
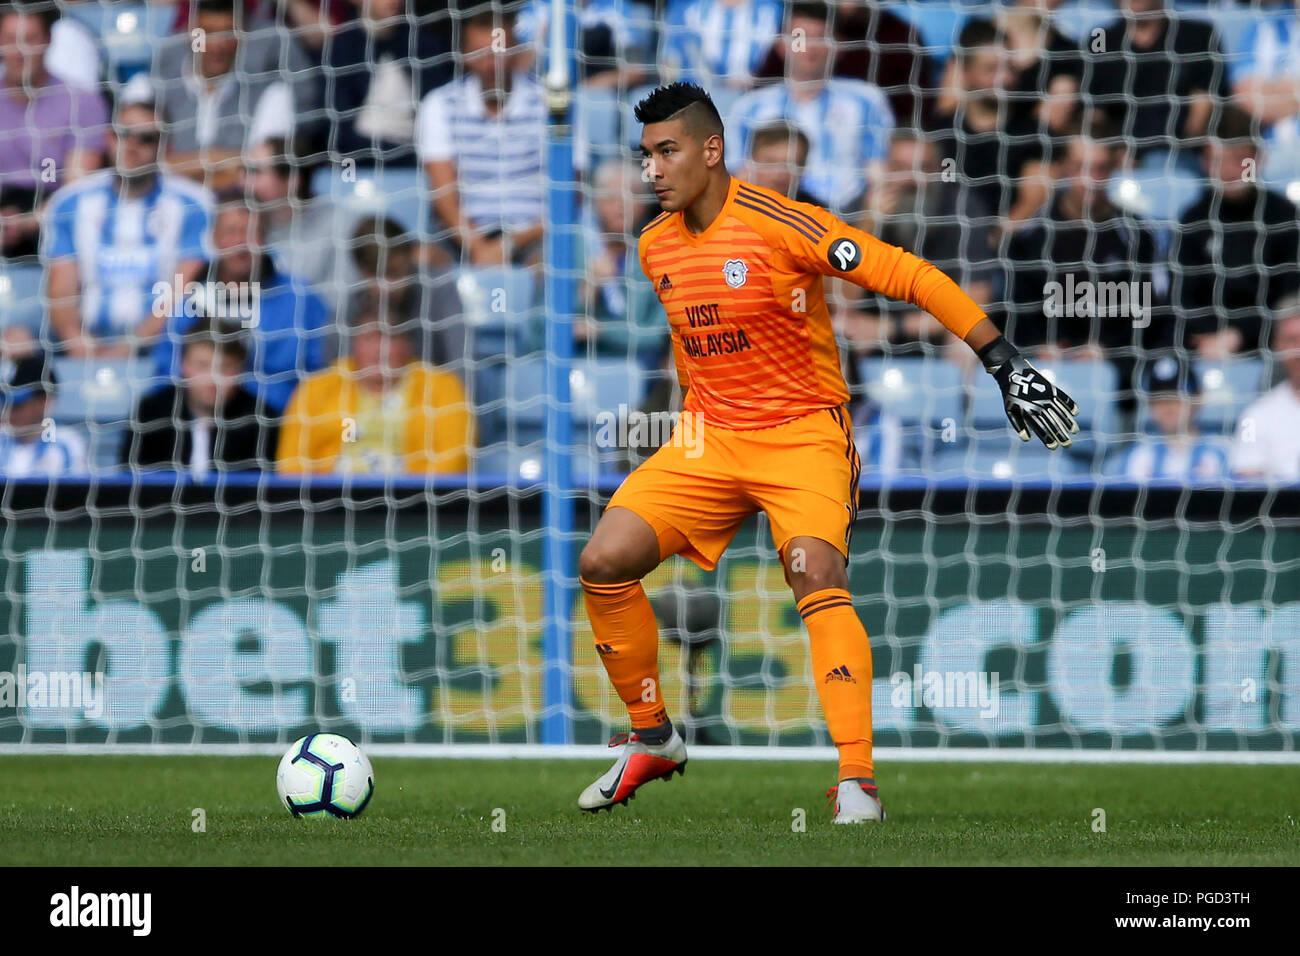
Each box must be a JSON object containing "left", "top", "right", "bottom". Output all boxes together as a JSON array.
[{"left": 276, "top": 307, "right": 474, "bottom": 474}]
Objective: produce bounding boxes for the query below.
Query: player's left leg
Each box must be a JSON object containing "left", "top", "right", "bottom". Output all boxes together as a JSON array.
[
  {"left": 783, "top": 535, "right": 883, "bottom": 823},
  {"left": 742, "top": 407, "right": 883, "bottom": 823}
]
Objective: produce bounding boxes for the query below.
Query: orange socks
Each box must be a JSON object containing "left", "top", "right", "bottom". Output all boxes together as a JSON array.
[
  {"left": 582, "top": 576, "right": 872, "bottom": 780},
  {"left": 580, "top": 576, "right": 668, "bottom": 729},
  {"left": 798, "top": 587, "right": 874, "bottom": 781}
]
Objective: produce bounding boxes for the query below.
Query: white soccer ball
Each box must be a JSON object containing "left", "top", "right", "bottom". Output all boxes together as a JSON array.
[{"left": 276, "top": 733, "right": 375, "bottom": 819}]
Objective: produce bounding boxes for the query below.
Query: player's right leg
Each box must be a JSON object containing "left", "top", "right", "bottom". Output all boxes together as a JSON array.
[
  {"left": 577, "top": 421, "right": 752, "bottom": 812},
  {"left": 577, "top": 507, "right": 688, "bottom": 811}
]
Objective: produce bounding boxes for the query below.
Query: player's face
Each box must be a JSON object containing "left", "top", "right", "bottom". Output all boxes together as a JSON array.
[{"left": 640, "top": 119, "right": 716, "bottom": 213}]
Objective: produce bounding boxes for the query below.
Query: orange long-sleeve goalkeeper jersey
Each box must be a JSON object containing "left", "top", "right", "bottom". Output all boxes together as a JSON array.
[{"left": 637, "top": 176, "right": 988, "bottom": 428}]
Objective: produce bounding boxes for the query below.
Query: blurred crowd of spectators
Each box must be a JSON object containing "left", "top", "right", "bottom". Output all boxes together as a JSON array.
[{"left": 0, "top": 0, "right": 1297, "bottom": 482}]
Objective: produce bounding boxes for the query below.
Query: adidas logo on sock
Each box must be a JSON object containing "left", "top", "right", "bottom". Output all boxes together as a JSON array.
[
  {"left": 595, "top": 643, "right": 616, "bottom": 656},
  {"left": 824, "top": 665, "right": 857, "bottom": 684}
]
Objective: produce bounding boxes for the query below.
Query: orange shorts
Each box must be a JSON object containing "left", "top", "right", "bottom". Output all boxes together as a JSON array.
[{"left": 605, "top": 405, "right": 861, "bottom": 571}]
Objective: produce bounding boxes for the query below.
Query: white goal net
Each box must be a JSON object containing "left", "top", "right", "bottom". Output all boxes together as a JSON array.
[{"left": 0, "top": 0, "right": 1296, "bottom": 759}]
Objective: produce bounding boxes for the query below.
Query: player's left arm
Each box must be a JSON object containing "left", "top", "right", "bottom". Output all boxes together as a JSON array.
[{"left": 785, "top": 210, "right": 1081, "bottom": 450}]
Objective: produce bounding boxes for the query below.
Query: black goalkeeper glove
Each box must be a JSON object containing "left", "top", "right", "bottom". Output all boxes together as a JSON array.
[{"left": 977, "top": 336, "right": 1081, "bottom": 450}]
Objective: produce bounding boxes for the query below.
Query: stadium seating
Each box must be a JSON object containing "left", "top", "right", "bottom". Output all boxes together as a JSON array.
[
  {"left": 931, "top": 429, "right": 1090, "bottom": 480},
  {"left": 568, "top": 358, "right": 648, "bottom": 423},
  {"left": 458, "top": 266, "right": 541, "bottom": 359},
  {"left": 475, "top": 354, "right": 598, "bottom": 485},
  {"left": 577, "top": 87, "right": 622, "bottom": 166},
  {"left": 459, "top": 266, "right": 542, "bottom": 452},
  {"left": 61, "top": 0, "right": 175, "bottom": 83},
  {"left": 622, "top": 82, "right": 657, "bottom": 150},
  {"left": 570, "top": 357, "right": 649, "bottom": 475},
  {"left": 1050, "top": 1, "right": 1122, "bottom": 42},
  {"left": 0, "top": 264, "right": 44, "bottom": 333},
  {"left": 856, "top": 355, "right": 965, "bottom": 473},
  {"left": 1110, "top": 155, "right": 1206, "bottom": 254},
  {"left": 503, "top": 355, "right": 547, "bottom": 447},
  {"left": 1185, "top": 1, "right": 1264, "bottom": 61},
  {"left": 1189, "top": 358, "right": 1266, "bottom": 435},
  {"left": 309, "top": 165, "right": 428, "bottom": 239},
  {"left": 1261, "top": 156, "right": 1300, "bottom": 200},
  {"left": 476, "top": 354, "right": 545, "bottom": 476},
  {"left": 473, "top": 441, "right": 546, "bottom": 484},
  {"left": 49, "top": 357, "right": 154, "bottom": 472},
  {"left": 881, "top": 1, "right": 967, "bottom": 64},
  {"left": 49, "top": 358, "right": 148, "bottom": 425},
  {"left": 475, "top": 355, "right": 645, "bottom": 482}
]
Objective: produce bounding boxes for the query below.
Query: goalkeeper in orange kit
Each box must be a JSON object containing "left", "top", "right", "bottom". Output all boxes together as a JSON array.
[{"left": 577, "top": 83, "right": 1080, "bottom": 822}]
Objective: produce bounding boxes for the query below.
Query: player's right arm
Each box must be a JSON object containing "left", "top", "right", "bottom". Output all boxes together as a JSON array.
[{"left": 777, "top": 201, "right": 1081, "bottom": 450}]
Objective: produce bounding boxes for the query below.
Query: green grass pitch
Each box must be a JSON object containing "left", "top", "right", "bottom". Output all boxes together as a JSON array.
[{"left": 1, "top": 756, "right": 1297, "bottom": 866}]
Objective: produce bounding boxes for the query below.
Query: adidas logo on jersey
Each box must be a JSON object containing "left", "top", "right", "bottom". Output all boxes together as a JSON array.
[
  {"left": 825, "top": 665, "right": 857, "bottom": 684},
  {"left": 596, "top": 643, "right": 616, "bottom": 656},
  {"left": 658, "top": 274, "right": 672, "bottom": 290}
]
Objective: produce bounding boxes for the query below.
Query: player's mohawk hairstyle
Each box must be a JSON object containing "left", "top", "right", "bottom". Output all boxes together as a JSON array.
[{"left": 633, "top": 82, "right": 724, "bottom": 140}]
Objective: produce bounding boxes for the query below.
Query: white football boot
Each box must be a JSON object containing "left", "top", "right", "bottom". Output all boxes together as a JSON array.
[
  {"left": 578, "top": 729, "right": 688, "bottom": 812},
  {"left": 828, "top": 779, "right": 886, "bottom": 824}
]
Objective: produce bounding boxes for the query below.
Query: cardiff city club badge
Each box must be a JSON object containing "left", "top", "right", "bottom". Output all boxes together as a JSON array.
[{"left": 722, "top": 259, "right": 748, "bottom": 288}]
